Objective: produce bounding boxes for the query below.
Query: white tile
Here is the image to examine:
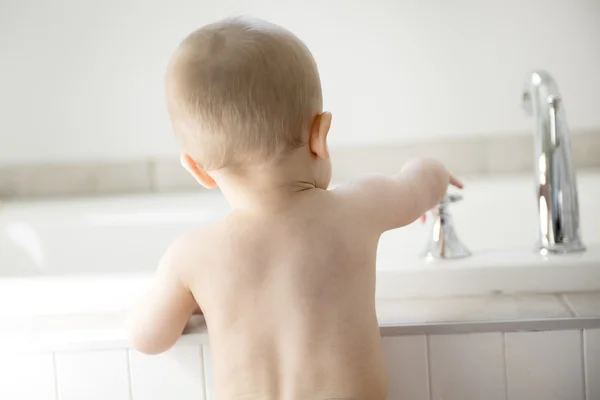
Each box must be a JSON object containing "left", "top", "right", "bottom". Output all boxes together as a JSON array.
[
  {"left": 152, "top": 158, "right": 199, "bottom": 192},
  {"left": 505, "top": 330, "right": 584, "bottom": 400},
  {"left": 95, "top": 162, "right": 152, "bottom": 194},
  {"left": 55, "top": 349, "right": 130, "bottom": 400},
  {"left": 564, "top": 292, "right": 600, "bottom": 317},
  {"left": 573, "top": 131, "right": 600, "bottom": 170},
  {"left": 585, "top": 329, "right": 600, "bottom": 400},
  {"left": 382, "top": 336, "right": 429, "bottom": 400},
  {"left": 0, "top": 162, "right": 151, "bottom": 197},
  {"left": 203, "top": 344, "right": 216, "bottom": 400},
  {"left": 484, "top": 135, "right": 534, "bottom": 173},
  {"left": 330, "top": 140, "right": 488, "bottom": 183},
  {"left": 428, "top": 333, "right": 506, "bottom": 400},
  {"left": 129, "top": 344, "right": 205, "bottom": 400},
  {"left": 0, "top": 351, "right": 56, "bottom": 400}
]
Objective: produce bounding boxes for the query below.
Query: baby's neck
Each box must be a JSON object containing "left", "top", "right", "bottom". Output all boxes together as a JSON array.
[
  {"left": 212, "top": 151, "right": 327, "bottom": 211},
  {"left": 218, "top": 177, "right": 318, "bottom": 211}
]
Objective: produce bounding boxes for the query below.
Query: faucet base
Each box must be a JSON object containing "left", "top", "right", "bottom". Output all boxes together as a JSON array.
[
  {"left": 538, "top": 240, "right": 586, "bottom": 255},
  {"left": 422, "top": 246, "right": 472, "bottom": 261},
  {"left": 421, "top": 193, "right": 472, "bottom": 261}
]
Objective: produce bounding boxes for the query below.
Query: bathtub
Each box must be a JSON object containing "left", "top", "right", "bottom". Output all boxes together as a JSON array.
[
  {"left": 1, "top": 172, "right": 600, "bottom": 320},
  {"left": 1, "top": 172, "right": 599, "bottom": 399},
  {"left": 0, "top": 191, "right": 228, "bottom": 317}
]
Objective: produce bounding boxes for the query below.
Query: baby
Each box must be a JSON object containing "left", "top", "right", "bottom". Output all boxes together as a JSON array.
[{"left": 128, "top": 17, "right": 461, "bottom": 400}]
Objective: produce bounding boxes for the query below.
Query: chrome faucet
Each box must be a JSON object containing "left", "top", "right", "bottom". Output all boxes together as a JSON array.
[
  {"left": 422, "top": 193, "right": 471, "bottom": 260},
  {"left": 522, "top": 70, "right": 585, "bottom": 254}
]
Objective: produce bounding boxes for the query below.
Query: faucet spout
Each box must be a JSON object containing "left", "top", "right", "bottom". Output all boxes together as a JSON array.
[{"left": 522, "top": 70, "right": 585, "bottom": 254}]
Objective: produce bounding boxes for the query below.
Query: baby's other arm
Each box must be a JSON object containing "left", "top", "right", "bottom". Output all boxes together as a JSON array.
[
  {"left": 127, "top": 236, "right": 198, "bottom": 355},
  {"left": 334, "top": 157, "right": 462, "bottom": 232}
]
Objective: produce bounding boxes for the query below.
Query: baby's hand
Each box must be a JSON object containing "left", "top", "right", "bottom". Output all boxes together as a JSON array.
[
  {"left": 449, "top": 174, "right": 464, "bottom": 190},
  {"left": 419, "top": 173, "right": 463, "bottom": 223}
]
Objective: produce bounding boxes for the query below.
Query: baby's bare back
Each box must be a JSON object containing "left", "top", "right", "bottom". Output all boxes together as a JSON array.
[
  {"left": 186, "top": 191, "right": 387, "bottom": 400},
  {"left": 128, "top": 159, "right": 453, "bottom": 398}
]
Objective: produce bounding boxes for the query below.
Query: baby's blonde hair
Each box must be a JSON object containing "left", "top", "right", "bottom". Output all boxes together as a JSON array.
[{"left": 166, "top": 17, "right": 323, "bottom": 170}]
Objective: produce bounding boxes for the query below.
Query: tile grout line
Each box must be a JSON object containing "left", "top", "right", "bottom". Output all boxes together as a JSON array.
[
  {"left": 425, "top": 335, "right": 433, "bottom": 400},
  {"left": 52, "top": 352, "right": 60, "bottom": 400},
  {"left": 560, "top": 294, "right": 579, "bottom": 317},
  {"left": 380, "top": 317, "right": 600, "bottom": 337},
  {"left": 125, "top": 349, "right": 134, "bottom": 400},
  {"left": 200, "top": 345, "right": 208, "bottom": 400},
  {"left": 582, "top": 330, "right": 589, "bottom": 400},
  {"left": 203, "top": 344, "right": 212, "bottom": 400},
  {"left": 147, "top": 160, "right": 158, "bottom": 192},
  {"left": 502, "top": 332, "right": 509, "bottom": 400}
]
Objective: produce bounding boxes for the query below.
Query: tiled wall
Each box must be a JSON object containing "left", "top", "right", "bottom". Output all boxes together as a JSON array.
[
  {"left": 1, "top": 131, "right": 600, "bottom": 198},
  {"left": 1, "top": 329, "right": 599, "bottom": 400},
  {"left": 2, "top": 0, "right": 600, "bottom": 165},
  {"left": 384, "top": 330, "right": 599, "bottom": 400}
]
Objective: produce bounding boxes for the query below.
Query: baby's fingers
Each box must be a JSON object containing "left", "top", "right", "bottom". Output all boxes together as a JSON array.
[{"left": 449, "top": 174, "right": 464, "bottom": 189}]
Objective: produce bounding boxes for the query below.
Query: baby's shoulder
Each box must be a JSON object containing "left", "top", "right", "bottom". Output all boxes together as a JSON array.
[
  {"left": 170, "top": 224, "right": 222, "bottom": 258},
  {"left": 160, "top": 223, "right": 224, "bottom": 274}
]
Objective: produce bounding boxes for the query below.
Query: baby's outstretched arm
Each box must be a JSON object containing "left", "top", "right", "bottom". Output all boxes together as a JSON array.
[
  {"left": 336, "top": 157, "right": 462, "bottom": 232},
  {"left": 127, "top": 238, "right": 198, "bottom": 355}
]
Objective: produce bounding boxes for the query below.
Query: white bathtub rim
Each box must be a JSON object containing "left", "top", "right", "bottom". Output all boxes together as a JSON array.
[{"left": 1, "top": 244, "right": 600, "bottom": 318}]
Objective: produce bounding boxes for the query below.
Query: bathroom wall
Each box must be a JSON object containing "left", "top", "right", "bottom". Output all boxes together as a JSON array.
[{"left": 1, "top": 0, "right": 599, "bottom": 166}]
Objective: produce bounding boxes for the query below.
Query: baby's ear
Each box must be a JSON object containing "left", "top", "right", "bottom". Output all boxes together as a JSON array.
[
  {"left": 309, "top": 112, "right": 332, "bottom": 160},
  {"left": 180, "top": 152, "right": 217, "bottom": 189}
]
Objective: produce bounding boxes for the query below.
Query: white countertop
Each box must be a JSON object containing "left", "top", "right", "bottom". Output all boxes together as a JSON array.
[{"left": 2, "top": 292, "right": 599, "bottom": 353}]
